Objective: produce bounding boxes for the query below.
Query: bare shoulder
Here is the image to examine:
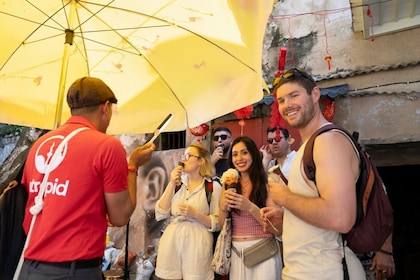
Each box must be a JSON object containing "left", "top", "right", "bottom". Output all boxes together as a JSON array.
[
  {"left": 313, "top": 129, "right": 360, "bottom": 186},
  {"left": 313, "top": 129, "right": 356, "bottom": 159}
]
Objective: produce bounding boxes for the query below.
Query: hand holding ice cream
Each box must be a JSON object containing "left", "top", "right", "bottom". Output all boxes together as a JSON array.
[{"left": 221, "top": 168, "right": 240, "bottom": 193}]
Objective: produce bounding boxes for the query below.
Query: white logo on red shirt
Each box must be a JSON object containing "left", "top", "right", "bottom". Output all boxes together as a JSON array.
[
  {"left": 30, "top": 135, "right": 69, "bottom": 196},
  {"left": 35, "top": 135, "right": 67, "bottom": 174}
]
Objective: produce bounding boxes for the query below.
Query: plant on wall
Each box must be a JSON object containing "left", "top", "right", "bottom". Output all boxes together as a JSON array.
[{"left": 0, "top": 124, "right": 22, "bottom": 137}]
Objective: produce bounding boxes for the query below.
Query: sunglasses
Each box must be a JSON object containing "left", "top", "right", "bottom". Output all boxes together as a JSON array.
[
  {"left": 267, "top": 137, "right": 283, "bottom": 144},
  {"left": 279, "top": 68, "right": 316, "bottom": 86},
  {"left": 213, "top": 135, "right": 230, "bottom": 141},
  {"left": 180, "top": 153, "right": 200, "bottom": 161}
]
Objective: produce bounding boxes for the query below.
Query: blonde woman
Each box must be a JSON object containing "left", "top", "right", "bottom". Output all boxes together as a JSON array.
[{"left": 155, "top": 143, "right": 222, "bottom": 280}]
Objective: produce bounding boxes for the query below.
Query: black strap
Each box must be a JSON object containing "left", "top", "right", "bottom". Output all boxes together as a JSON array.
[
  {"left": 342, "top": 236, "right": 349, "bottom": 280},
  {"left": 278, "top": 168, "right": 288, "bottom": 185}
]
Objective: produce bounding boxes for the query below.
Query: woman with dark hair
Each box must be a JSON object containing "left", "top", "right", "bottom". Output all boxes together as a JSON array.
[{"left": 219, "top": 136, "right": 282, "bottom": 279}]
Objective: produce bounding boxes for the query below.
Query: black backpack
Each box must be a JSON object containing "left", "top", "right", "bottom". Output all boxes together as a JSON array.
[{"left": 303, "top": 124, "right": 393, "bottom": 254}]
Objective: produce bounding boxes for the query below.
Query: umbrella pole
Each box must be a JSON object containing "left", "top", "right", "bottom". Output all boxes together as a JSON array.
[
  {"left": 54, "top": 0, "right": 77, "bottom": 129},
  {"left": 123, "top": 220, "right": 130, "bottom": 280}
]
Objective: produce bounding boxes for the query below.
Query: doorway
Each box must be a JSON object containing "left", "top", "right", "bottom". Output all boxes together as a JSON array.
[{"left": 377, "top": 165, "right": 420, "bottom": 280}]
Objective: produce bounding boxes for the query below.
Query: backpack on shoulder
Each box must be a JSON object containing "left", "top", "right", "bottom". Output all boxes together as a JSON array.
[
  {"left": 303, "top": 124, "right": 394, "bottom": 254},
  {"left": 175, "top": 179, "right": 214, "bottom": 205}
]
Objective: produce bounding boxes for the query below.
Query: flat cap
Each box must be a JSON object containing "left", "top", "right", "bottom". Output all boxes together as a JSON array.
[{"left": 67, "top": 77, "right": 117, "bottom": 109}]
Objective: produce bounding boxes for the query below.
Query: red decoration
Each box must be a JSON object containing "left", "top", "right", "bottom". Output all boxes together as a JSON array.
[
  {"left": 322, "top": 15, "right": 332, "bottom": 71},
  {"left": 238, "top": 119, "right": 245, "bottom": 135},
  {"left": 322, "top": 97, "right": 335, "bottom": 121},
  {"left": 325, "top": 55, "right": 332, "bottom": 70},
  {"left": 366, "top": 6, "right": 375, "bottom": 41},
  {"left": 233, "top": 105, "right": 253, "bottom": 136},
  {"left": 272, "top": 47, "right": 288, "bottom": 87},
  {"left": 189, "top": 123, "right": 209, "bottom": 137},
  {"left": 233, "top": 105, "right": 253, "bottom": 120},
  {"left": 269, "top": 98, "right": 287, "bottom": 129},
  {"left": 277, "top": 47, "right": 288, "bottom": 73}
]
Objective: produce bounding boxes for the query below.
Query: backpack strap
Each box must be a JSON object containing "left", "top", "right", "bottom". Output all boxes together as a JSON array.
[
  {"left": 205, "top": 179, "right": 213, "bottom": 206},
  {"left": 174, "top": 179, "right": 213, "bottom": 206},
  {"left": 175, "top": 183, "right": 182, "bottom": 193},
  {"left": 303, "top": 124, "right": 357, "bottom": 185},
  {"left": 302, "top": 124, "right": 368, "bottom": 225}
]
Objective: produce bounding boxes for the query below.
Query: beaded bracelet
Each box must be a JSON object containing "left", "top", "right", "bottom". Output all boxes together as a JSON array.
[{"left": 377, "top": 249, "right": 393, "bottom": 256}]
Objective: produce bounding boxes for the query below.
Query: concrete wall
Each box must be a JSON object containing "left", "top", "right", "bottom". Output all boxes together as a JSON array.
[{"left": 261, "top": 1, "right": 420, "bottom": 166}]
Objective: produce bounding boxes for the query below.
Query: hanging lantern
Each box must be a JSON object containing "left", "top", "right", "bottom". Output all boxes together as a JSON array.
[
  {"left": 233, "top": 105, "right": 253, "bottom": 120},
  {"left": 238, "top": 119, "right": 245, "bottom": 135},
  {"left": 269, "top": 99, "right": 287, "bottom": 129},
  {"left": 322, "top": 97, "right": 335, "bottom": 121},
  {"left": 272, "top": 47, "right": 288, "bottom": 88},
  {"left": 366, "top": 6, "right": 375, "bottom": 41},
  {"left": 233, "top": 105, "right": 253, "bottom": 135},
  {"left": 325, "top": 55, "right": 332, "bottom": 70},
  {"left": 189, "top": 123, "right": 209, "bottom": 137}
]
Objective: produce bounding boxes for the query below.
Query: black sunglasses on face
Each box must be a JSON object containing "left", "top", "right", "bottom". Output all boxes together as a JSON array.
[
  {"left": 280, "top": 68, "right": 316, "bottom": 86},
  {"left": 213, "top": 135, "right": 229, "bottom": 141}
]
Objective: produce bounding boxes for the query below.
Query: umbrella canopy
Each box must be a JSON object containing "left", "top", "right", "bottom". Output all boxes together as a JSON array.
[{"left": 0, "top": 0, "right": 273, "bottom": 134}]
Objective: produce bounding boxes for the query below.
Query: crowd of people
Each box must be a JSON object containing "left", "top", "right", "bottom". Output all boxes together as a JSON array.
[{"left": 3, "top": 69, "right": 402, "bottom": 280}]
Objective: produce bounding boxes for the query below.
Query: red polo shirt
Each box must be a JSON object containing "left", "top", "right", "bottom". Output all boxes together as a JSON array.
[{"left": 21, "top": 116, "right": 128, "bottom": 262}]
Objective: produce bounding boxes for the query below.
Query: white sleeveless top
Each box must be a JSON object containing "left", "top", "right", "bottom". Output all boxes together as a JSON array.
[{"left": 282, "top": 138, "right": 366, "bottom": 280}]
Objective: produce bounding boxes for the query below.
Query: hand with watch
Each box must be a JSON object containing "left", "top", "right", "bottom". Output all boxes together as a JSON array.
[{"left": 370, "top": 234, "right": 395, "bottom": 280}]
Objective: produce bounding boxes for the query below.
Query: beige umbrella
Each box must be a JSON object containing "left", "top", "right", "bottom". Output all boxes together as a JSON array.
[{"left": 0, "top": 0, "right": 273, "bottom": 134}]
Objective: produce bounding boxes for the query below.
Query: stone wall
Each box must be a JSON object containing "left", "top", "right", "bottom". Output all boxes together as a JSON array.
[{"left": 0, "top": 135, "right": 19, "bottom": 164}]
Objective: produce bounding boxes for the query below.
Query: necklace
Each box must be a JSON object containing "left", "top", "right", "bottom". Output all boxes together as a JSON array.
[
  {"left": 240, "top": 179, "right": 252, "bottom": 194},
  {"left": 241, "top": 179, "right": 251, "bottom": 186}
]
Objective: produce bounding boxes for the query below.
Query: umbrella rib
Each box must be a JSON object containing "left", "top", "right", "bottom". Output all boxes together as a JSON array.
[
  {"left": 74, "top": 0, "right": 189, "bottom": 106},
  {"left": 2, "top": 1, "right": 257, "bottom": 73},
  {"left": 76, "top": 1, "right": 252, "bottom": 120},
  {"left": 26, "top": 0, "right": 70, "bottom": 32},
  {"left": 84, "top": 2, "right": 256, "bottom": 73},
  {"left": 0, "top": 1, "right": 70, "bottom": 70}
]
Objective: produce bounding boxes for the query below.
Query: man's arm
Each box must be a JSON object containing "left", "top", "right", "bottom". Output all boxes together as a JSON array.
[
  {"left": 105, "top": 143, "right": 154, "bottom": 226},
  {"left": 269, "top": 131, "right": 359, "bottom": 232}
]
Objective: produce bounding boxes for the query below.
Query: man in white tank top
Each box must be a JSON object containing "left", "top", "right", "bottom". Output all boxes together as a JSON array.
[{"left": 261, "top": 68, "right": 368, "bottom": 280}]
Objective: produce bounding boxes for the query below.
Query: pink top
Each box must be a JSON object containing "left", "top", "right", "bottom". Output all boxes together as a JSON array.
[
  {"left": 231, "top": 187, "right": 272, "bottom": 239},
  {"left": 232, "top": 209, "right": 272, "bottom": 239}
]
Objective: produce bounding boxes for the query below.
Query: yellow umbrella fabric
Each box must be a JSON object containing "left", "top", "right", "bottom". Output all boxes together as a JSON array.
[{"left": 0, "top": 0, "right": 273, "bottom": 134}]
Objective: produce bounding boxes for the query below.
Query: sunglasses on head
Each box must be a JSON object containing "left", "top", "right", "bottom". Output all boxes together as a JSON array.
[
  {"left": 213, "top": 135, "right": 229, "bottom": 141},
  {"left": 279, "top": 68, "right": 316, "bottom": 86},
  {"left": 267, "top": 136, "right": 283, "bottom": 144}
]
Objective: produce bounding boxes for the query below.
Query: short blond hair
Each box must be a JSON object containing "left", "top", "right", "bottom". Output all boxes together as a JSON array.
[{"left": 189, "top": 143, "right": 215, "bottom": 178}]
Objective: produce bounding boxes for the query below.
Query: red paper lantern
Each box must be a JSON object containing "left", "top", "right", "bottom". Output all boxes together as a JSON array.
[
  {"left": 325, "top": 55, "right": 332, "bottom": 70},
  {"left": 233, "top": 105, "right": 253, "bottom": 120},
  {"left": 189, "top": 123, "right": 209, "bottom": 137},
  {"left": 322, "top": 97, "right": 335, "bottom": 121}
]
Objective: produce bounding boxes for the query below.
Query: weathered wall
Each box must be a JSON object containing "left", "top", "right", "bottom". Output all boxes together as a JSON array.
[{"left": 261, "top": 0, "right": 420, "bottom": 166}]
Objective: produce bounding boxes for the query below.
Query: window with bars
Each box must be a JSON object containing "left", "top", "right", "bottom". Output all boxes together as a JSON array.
[{"left": 146, "top": 130, "right": 186, "bottom": 150}]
